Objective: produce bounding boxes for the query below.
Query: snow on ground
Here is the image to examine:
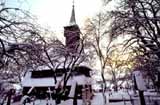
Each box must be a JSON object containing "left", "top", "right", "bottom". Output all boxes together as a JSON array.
[
  {"left": 12, "top": 99, "right": 83, "bottom": 105},
  {"left": 11, "top": 93, "right": 121, "bottom": 105},
  {"left": 91, "top": 93, "right": 108, "bottom": 105},
  {"left": 7, "top": 90, "right": 160, "bottom": 105},
  {"left": 109, "top": 90, "right": 132, "bottom": 100},
  {"left": 109, "top": 102, "right": 132, "bottom": 105}
]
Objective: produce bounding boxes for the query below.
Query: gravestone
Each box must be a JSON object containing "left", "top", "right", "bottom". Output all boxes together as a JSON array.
[{"left": 133, "top": 71, "right": 147, "bottom": 105}]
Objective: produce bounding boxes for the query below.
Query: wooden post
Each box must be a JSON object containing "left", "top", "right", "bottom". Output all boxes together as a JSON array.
[
  {"left": 6, "top": 95, "right": 11, "bottom": 105},
  {"left": 55, "top": 88, "right": 61, "bottom": 104},
  {"left": 73, "top": 85, "right": 77, "bottom": 105},
  {"left": 139, "top": 91, "right": 146, "bottom": 105}
]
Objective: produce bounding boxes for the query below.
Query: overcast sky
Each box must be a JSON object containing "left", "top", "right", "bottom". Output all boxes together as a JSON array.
[{"left": 27, "top": 0, "right": 102, "bottom": 33}]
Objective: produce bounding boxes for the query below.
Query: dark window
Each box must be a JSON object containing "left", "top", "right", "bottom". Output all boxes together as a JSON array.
[{"left": 31, "top": 66, "right": 92, "bottom": 78}]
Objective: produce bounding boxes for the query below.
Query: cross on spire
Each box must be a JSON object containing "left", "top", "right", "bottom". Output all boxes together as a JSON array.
[{"left": 72, "top": 0, "right": 74, "bottom": 6}]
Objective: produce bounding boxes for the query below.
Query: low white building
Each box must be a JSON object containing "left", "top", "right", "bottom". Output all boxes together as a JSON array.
[{"left": 21, "top": 66, "right": 93, "bottom": 101}]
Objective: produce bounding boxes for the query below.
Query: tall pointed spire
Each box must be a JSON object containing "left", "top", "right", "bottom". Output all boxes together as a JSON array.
[{"left": 69, "top": 0, "right": 76, "bottom": 25}]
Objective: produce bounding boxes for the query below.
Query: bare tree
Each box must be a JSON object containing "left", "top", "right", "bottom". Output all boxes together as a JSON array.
[
  {"left": 83, "top": 11, "right": 138, "bottom": 105},
  {"left": 105, "top": 45, "right": 135, "bottom": 91},
  {"left": 102, "top": 0, "right": 160, "bottom": 91},
  {"left": 0, "top": 0, "right": 44, "bottom": 82},
  {"left": 83, "top": 12, "right": 113, "bottom": 104},
  {"left": 22, "top": 31, "right": 88, "bottom": 104},
  {"left": 105, "top": 0, "right": 160, "bottom": 60},
  {"left": 0, "top": 0, "right": 49, "bottom": 103}
]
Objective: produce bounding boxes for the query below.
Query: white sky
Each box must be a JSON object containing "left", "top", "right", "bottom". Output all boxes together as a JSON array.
[{"left": 29, "top": 0, "right": 102, "bottom": 34}]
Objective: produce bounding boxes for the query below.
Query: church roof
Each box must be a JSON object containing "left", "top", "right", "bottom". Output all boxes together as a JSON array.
[{"left": 21, "top": 70, "right": 92, "bottom": 87}]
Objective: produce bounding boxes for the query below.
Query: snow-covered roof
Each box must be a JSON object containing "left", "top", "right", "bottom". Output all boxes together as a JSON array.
[
  {"left": 22, "top": 72, "right": 54, "bottom": 87},
  {"left": 35, "top": 63, "right": 92, "bottom": 71},
  {"left": 21, "top": 71, "right": 92, "bottom": 87}
]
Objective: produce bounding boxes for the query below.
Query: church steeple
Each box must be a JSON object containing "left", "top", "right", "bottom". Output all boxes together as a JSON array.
[
  {"left": 69, "top": 0, "right": 76, "bottom": 25},
  {"left": 64, "top": 0, "right": 80, "bottom": 53}
]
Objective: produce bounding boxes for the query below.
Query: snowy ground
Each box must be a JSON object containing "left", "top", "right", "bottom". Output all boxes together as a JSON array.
[
  {"left": 12, "top": 93, "right": 131, "bottom": 105},
  {"left": 2, "top": 90, "right": 160, "bottom": 105},
  {"left": 93, "top": 92, "right": 132, "bottom": 105},
  {"left": 108, "top": 90, "right": 160, "bottom": 105}
]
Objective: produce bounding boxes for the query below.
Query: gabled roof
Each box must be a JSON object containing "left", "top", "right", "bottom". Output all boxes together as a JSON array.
[{"left": 21, "top": 72, "right": 92, "bottom": 87}]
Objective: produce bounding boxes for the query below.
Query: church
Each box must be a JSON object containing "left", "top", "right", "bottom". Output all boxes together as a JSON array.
[{"left": 21, "top": 2, "right": 93, "bottom": 105}]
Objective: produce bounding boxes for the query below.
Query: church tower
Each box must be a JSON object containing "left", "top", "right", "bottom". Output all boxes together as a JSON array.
[{"left": 64, "top": 2, "right": 80, "bottom": 53}]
